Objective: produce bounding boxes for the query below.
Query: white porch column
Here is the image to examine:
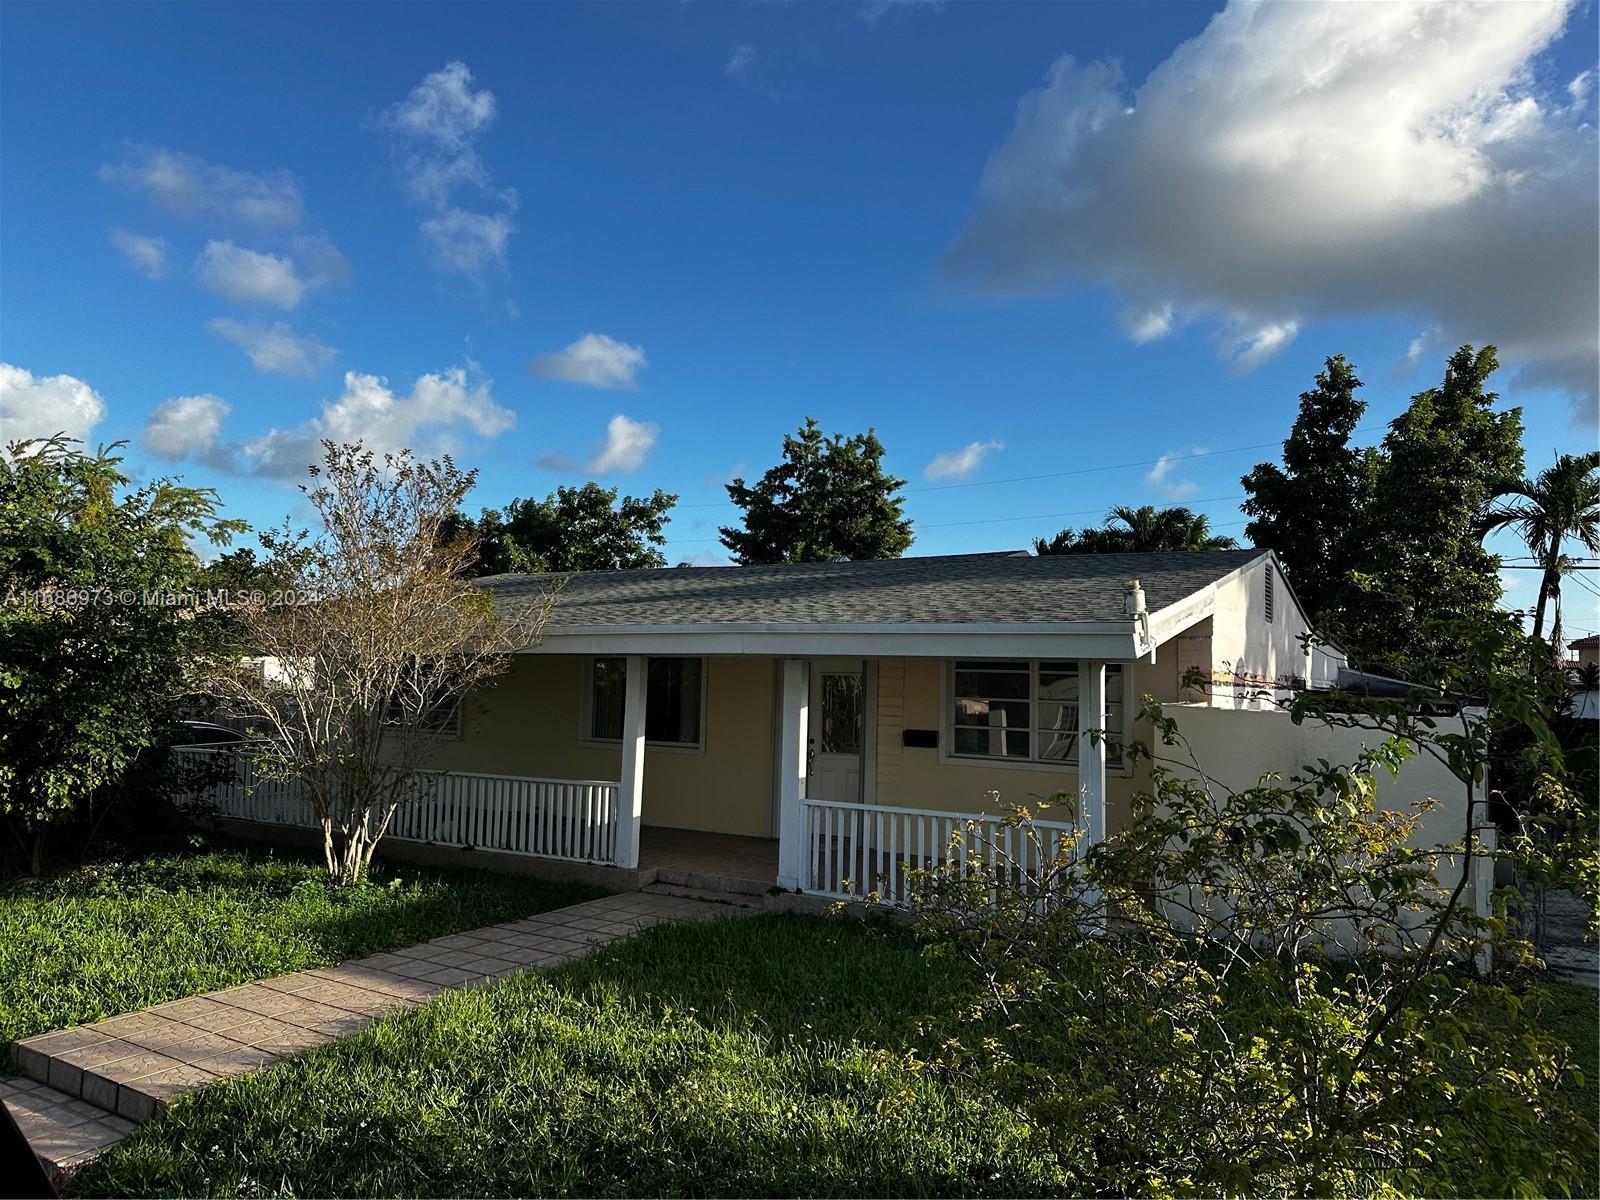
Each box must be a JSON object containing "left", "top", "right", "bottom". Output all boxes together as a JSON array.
[
  {"left": 1080, "top": 660, "right": 1107, "bottom": 847},
  {"left": 614, "top": 654, "right": 648, "bottom": 870},
  {"left": 775, "top": 658, "right": 809, "bottom": 889}
]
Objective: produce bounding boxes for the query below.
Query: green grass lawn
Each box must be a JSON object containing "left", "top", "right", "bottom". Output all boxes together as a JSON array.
[
  {"left": 72, "top": 914, "right": 1061, "bottom": 1198},
  {"left": 0, "top": 839, "right": 605, "bottom": 1047},
  {"left": 64, "top": 910, "right": 1600, "bottom": 1199}
]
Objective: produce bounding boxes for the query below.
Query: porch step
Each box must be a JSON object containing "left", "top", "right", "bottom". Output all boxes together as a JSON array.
[
  {"left": 640, "top": 881, "right": 766, "bottom": 908},
  {"left": 649, "top": 867, "right": 772, "bottom": 898},
  {"left": 1, "top": 1076, "right": 136, "bottom": 1180}
]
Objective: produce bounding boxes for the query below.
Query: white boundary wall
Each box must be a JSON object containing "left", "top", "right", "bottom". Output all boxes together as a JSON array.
[{"left": 1161, "top": 702, "right": 1493, "bottom": 921}]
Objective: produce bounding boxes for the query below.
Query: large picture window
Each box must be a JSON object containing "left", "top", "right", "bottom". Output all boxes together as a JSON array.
[
  {"left": 587, "top": 657, "right": 704, "bottom": 749},
  {"left": 948, "top": 661, "right": 1124, "bottom": 767}
]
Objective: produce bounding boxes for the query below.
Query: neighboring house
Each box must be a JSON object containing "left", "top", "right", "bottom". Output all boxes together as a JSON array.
[
  {"left": 1569, "top": 634, "right": 1598, "bottom": 670},
  {"left": 192, "top": 548, "right": 1485, "bottom": 915}
]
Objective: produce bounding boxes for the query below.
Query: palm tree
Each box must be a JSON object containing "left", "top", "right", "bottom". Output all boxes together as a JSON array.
[
  {"left": 1035, "top": 505, "right": 1239, "bottom": 555},
  {"left": 1477, "top": 451, "right": 1600, "bottom": 646}
]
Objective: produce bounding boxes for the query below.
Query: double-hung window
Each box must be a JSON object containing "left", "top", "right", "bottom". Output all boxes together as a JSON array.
[
  {"left": 586, "top": 657, "right": 704, "bottom": 749},
  {"left": 948, "top": 660, "right": 1124, "bottom": 768}
]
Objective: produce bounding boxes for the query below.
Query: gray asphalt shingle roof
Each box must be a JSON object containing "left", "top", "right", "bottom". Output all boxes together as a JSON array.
[{"left": 483, "top": 549, "right": 1263, "bottom": 629}]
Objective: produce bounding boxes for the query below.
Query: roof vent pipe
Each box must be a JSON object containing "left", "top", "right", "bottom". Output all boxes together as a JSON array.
[
  {"left": 1124, "top": 579, "right": 1146, "bottom": 616},
  {"left": 1126, "top": 578, "right": 1155, "bottom": 662}
]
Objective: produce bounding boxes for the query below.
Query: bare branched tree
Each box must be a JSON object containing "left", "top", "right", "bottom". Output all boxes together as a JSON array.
[{"left": 207, "top": 441, "right": 555, "bottom": 885}]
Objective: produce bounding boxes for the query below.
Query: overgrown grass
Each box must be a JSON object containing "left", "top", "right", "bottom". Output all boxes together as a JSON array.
[
  {"left": 0, "top": 838, "right": 605, "bottom": 1046},
  {"left": 63, "top": 912, "right": 1600, "bottom": 1199}
]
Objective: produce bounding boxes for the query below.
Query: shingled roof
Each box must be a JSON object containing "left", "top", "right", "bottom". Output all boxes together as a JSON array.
[{"left": 482, "top": 549, "right": 1264, "bottom": 629}]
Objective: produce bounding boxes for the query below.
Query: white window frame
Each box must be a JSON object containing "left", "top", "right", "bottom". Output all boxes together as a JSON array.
[
  {"left": 579, "top": 656, "right": 708, "bottom": 756},
  {"left": 938, "top": 660, "right": 1133, "bottom": 777}
]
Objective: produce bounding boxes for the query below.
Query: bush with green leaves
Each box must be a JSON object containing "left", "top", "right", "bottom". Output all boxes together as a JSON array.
[
  {"left": 0, "top": 437, "right": 241, "bottom": 875},
  {"left": 907, "top": 676, "right": 1595, "bottom": 1196}
]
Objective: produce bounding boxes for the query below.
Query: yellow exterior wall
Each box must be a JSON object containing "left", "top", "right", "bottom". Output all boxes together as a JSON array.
[
  {"left": 874, "top": 650, "right": 1182, "bottom": 836},
  {"left": 427, "top": 654, "right": 777, "bottom": 838}
]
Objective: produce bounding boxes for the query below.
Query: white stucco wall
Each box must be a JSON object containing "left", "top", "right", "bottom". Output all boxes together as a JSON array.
[
  {"left": 1160, "top": 701, "right": 1489, "bottom": 915},
  {"left": 1179, "top": 557, "right": 1344, "bottom": 709}
]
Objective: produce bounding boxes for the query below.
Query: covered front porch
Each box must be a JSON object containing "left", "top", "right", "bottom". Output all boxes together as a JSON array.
[{"left": 184, "top": 649, "right": 1120, "bottom": 904}]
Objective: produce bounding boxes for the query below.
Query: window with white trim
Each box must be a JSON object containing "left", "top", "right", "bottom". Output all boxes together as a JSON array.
[
  {"left": 587, "top": 657, "right": 704, "bottom": 748},
  {"left": 948, "top": 661, "right": 1124, "bottom": 767}
]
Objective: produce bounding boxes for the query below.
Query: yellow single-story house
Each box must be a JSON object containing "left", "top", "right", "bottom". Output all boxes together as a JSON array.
[
  {"left": 197, "top": 548, "right": 1487, "bottom": 915},
  {"left": 378, "top": 548, "right": 1386, "bottom": 897}
]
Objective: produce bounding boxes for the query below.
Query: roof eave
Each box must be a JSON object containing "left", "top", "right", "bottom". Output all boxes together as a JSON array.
[{"left": 523, "top": 620, "right": 1146, "bottom": 660}]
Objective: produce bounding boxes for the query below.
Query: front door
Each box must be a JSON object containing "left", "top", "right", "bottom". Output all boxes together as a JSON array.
[{"left": 807, "top": 660, "right": 864, "bottom": 803}]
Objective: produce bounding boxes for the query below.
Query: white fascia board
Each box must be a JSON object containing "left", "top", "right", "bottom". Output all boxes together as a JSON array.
[
  {"left": 524, "top": 621, "right": 1144, "bottom": 660},
  {"left": 1143, "top": 553, "right": 1270, "bottom": 649}
]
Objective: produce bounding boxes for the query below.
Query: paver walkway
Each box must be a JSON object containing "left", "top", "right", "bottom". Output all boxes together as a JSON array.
[{"left": 3, "top": 890, "right": 745, "bottom": 1179}]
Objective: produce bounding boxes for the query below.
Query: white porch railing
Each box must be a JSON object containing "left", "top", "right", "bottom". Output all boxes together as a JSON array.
[
  {"left": 174, "top": 746, "right": 621, "bottom": 866},
  {"left": 801, "top": 797, "right": 1080, "bottom": 907}
]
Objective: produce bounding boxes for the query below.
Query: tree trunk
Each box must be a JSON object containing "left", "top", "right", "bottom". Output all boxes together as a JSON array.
[{"left": 1533, "top": 557, "right": 1555, "bottom": 642}]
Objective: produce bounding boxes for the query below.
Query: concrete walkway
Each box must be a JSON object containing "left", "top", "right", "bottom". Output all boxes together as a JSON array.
[{"left": 3, "top": 890, "right": 745, "bottom": 1178}]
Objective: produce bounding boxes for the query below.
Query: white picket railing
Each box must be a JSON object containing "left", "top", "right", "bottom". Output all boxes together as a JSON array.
[
  {"left": 174, "top": 746, "right": 621, "bottom": 865},
  {"left": 801, "top": 797, "right": 1080, "bottom": 906}
]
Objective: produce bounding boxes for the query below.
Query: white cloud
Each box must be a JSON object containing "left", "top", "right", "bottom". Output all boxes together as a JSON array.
[
  {"left": 143, "top": 394, "right": 232, "bottom": 467},
  {"left": 98, "top": 147, "right": 302, "bottom": 230},
  {"left": 109, "top": 228, "right": 169, "bottom": 279},
  {"left": 419, "top": 208, "right": 514, "bottom": 281},
  {"left": 944, "top": 0, "right": 1597, "bottom": 408},
  {"left": 726, "top": 45, "right": 757, "bottom": 79},
  {"left": 539, "top": 413, "right": 660, "bottom": 475},
  {"left": 1119, "top": 303, "right": 1175, "bottom": 344},
  {"left": 243, "top": 366, "right": 515, "bottom": 479},
  {"left": 0, "top": 364, "right": 107, "bottom": 445},
  {"left": 374, "top": 62, "right": 517, "bottom": 290},
  {"left": 924, "top": 439, "right": 1003, "bottom": 482},
  {"left": 1145, "top": 448, "right": 1206, "bottom": 501},
  {"left": 381, "top": 60, "right": 497, "bottom": 156},
  {"left": 1225, "top": 320, "right": 1300, "bottom": 374},
  {"left": 141, "top": 366, "right": 516, "bottom": 480},
  {"left": 531, "top": 333, "right": 648, "bottom": 389},
  {"left": 1404, "top": 333, "right": 1429, "bottom": 371},
  {"left": 194, "top": 240, "right": 307, "bottom": 309},
  {"left": 207, "top": 319, "right": 337, "bottom": 378}
]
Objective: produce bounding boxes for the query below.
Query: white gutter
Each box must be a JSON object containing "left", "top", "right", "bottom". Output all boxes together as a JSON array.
[{"left": 524, "top": 619, "right": 1146, "bottom": 660}]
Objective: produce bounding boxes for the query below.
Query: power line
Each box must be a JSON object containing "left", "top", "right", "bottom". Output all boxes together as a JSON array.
[
  {"left": 674, "top": 424, "right": 1387, "bottom": 509},
  {"left": 911, "top": 494, "right": 1246, "bottom": 532}
]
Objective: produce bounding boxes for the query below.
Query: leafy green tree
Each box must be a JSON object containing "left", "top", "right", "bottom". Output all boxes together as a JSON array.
[
  {"left": 1338, "top": 345, "right": 1525, "bottom": 677},
  {"left": 907, "top": 618, "right": 1593, "bottom": 1196},
  {"left": 1241, "top": 354, "right": 1378, "bottom": 621},
  {"left": 1477, "top": 450, "right": 1600, "bottom": 647},
  {"left": 446, "top": 483, "right": 677, "bottom": 575},
  {"left": 0, "top": 437, "right": 242, "bottom": 874},
  {"left": 1034, "top": 504, "right": 1238, "bottom": 555},
  {"left": 720, "top": 417, "right": 913, "bottom": 564}
]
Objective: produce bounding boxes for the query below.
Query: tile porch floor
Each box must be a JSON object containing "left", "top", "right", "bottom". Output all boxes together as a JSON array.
[{"left": 638, "top": 825, "right": 779, "bottom": 887}]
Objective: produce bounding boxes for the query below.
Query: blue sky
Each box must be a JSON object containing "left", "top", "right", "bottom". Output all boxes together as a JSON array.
[{"left": 2, "top": 1, "right": 1597, "bottom": 627}]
